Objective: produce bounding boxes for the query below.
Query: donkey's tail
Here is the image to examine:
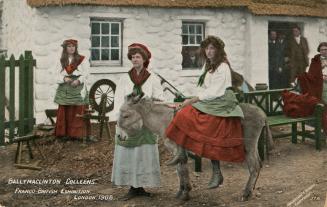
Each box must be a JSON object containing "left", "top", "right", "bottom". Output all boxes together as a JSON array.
[
  {"left": 264, "top": 120, "right": 274, "bottom": 160},
  {"left": 265, "top": 120, "right": 274, "bottom": 149}
]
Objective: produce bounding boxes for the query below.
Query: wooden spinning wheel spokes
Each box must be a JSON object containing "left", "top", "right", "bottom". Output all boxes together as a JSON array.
[{"left": 89, "top": 79, "right": 116, "bottom": 113}]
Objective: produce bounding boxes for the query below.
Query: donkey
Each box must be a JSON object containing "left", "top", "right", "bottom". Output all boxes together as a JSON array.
[{"left": 117, "top": 96, "right": 273, "bottom": 201}]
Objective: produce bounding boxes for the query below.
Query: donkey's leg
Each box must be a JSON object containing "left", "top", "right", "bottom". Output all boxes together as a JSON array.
[
  {"left": 242, "top": 149, "right": 261, "bottom": 201},
  {"left": 175, "top": 163, "right": 184, "bottom": 198},
  {"left": 176, "top": 161, "right": 192, "bottom": 201},
  {"left": 166, "top": 145, "right": 188, "bottom": 166},
  {"left": 164, "top": 138, "right": 182, "bottom": 166},
  {"left": 208, "top": 160, "right": 224, "bottom": 189},
  {"left": 164, "top": 138, "right": 190, "bottom": 199}
]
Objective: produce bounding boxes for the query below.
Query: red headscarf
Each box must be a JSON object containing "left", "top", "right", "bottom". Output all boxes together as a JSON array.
[
  {"left": 128, "top": 43, "right": 152, "bottom": 86},
  {"left": 62, "top": 39, "right": 78, "bottom": 47}
]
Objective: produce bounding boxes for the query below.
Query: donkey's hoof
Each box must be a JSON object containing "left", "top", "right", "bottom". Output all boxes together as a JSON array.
[
  {"left": 179, "top": 192, "right": 190, "bottom": 201},
  {"left": 175, "top": 190, "right": 183, "bottom": 198},
  {"left": 241, "top": 195, "right": 249, "bottom": 202},
  {"left": 241, "top": 191, "right": 252, "bottom": 201}
]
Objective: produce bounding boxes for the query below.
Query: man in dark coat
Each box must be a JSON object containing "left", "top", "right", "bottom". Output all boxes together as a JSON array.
[
  {"left": 286, "top": 25, "right": 309, "bottom": 84},
  {"left": 269, "top": 30, "right": 287, "bottom": 89}
]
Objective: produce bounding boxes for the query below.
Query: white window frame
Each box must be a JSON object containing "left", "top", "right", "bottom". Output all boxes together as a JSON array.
[
  {"left": 90, "top": 17, "right": 123, "bottom": 67},
  {"left": 181, "top": 22, "right": 205, "bottom": 70}
]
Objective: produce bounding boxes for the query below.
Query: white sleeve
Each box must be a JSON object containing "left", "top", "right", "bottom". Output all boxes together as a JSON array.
[
  {"left": 77, "top": 58, "right": 88, "bottom": 84},
  {"left": 197, "top": 63, "right": 232, "bottom": 100}
]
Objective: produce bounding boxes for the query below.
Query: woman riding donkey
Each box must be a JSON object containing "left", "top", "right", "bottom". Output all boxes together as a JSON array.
[{"left": 166, "top": 36, "right": 245, "bottom": 189}]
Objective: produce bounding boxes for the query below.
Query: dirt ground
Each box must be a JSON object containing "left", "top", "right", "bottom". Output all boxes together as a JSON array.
[{"left": 0, "top": 123, "right": 327, "bottom": 207}]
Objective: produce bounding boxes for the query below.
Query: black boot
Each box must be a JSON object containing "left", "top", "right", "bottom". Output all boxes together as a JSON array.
[
  {"left": 166, "top": 146, "right": 187, "bottom": 166},
  {"left": 136, "top": 187, "right": 152, "bottom": 197},
  {"left": 120, "top": 186, "right": 138, "bottom": 201},
  {"left": 208, "top": 160, "right": 223, "bottom": 189}
]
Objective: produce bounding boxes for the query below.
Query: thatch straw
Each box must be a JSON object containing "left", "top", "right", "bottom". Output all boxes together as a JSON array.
[{"left": 26, "top": 0, "right": 327, "bottom": 17}]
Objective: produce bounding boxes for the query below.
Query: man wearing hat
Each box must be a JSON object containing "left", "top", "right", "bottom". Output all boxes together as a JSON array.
[
  {"left": 54, "top": 39, "right": 90, "bottom": 140},
  {"left": 111, "top": 43, "right": 166, "bottom": 200}
]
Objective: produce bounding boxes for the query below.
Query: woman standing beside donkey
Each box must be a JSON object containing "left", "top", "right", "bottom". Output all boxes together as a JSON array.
[
  {"left": 166, "top": 36, "right": 245, "bottom": 189},
  {"left": 111, "top": 43, "right": 166, "bottom": 200}
]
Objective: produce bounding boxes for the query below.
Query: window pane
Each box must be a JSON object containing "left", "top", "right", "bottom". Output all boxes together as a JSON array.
[
  {"left": 190, "top": 36, "right": 195, "bottom": 44},
  {"left": 196, "top": 35, "right": 202, "bottom": 44},
  {"left": 101, "top": 49, "right": 109, "bottom": 60},
  {"left": 111, "top": 23, "right": 119, "bottom": 35},
  {"left": 111, "top": 36, "right": 119, "bottom": 47},
  {"left": 91, "top": 49, "right": 100, "bottom": 60},
  {"left": 182, "top": 35, "right": 188, "bottom": 45},
  {"left": 182, "top": 24, "right": 188, "bottom": 34},
  {"left": 91, "top": 23, "right": 100, "bottom": 34},
  {"left": 189, "top": 25, "right": 195, "bottom": 34},
  {"left": 101, "top": 23, "right": 110, "bottom": 34},
  {"left": 111, "top": 49, "right": 119, "bottom": 60},
  {"left": 91, "top": 36, "right": 100, "bottom": 47},
  {"left": 101, "top": 36, "right": 110, "bottom": 47},
  {"left": 196, "top": 25, "right": 202, "bottom": 34},
  {"left": 182, "top": 46, "right": 200, "bottom": 69}
]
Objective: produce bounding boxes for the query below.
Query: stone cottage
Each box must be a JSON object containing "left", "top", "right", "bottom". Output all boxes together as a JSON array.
[{"left": 1, "top": 0, "right": 326, "bottom": 122}]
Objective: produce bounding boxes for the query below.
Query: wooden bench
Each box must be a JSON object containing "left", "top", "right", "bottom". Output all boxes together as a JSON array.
[
  {"left": 243, "top": 88, "right": 325, "bottom": 150},
  {"left": 189, "top": 88, "right": 325, "bottom": 172}
]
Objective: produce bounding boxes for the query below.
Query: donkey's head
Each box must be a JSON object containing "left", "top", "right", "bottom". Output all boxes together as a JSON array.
[
  {"left": 118, "top": 93, "right": 173, "bottom": 138},
  {"left": 117, "top": 94, "right": 149, "bottom": 136},
  {"left": 118, "top": 107, "right": 143, "bottom": 137}
]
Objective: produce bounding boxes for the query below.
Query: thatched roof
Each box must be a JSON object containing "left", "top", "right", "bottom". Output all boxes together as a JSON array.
[{"left": 26, "top": 0, "right": 327, "bottom": 18}]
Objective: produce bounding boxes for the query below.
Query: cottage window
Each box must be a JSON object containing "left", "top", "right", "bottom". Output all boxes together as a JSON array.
[
  {"left": 182, "top": 22, "right": 205, "bottom": 70},
  {"left": 90, "top": 18, "right": 122, "bottom": 66}
]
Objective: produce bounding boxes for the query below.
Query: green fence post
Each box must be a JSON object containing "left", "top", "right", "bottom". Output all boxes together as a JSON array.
[
  {"left": 0, "top": 56, "right": 5, "bottom": 146},
  {"left": 18, "top": 54, "right": 25, "bottom": 136},
  {"left": 9, "top": 55, "right": 15, "bottom": 143},
  {"left": 25, "top": 51, "right": 34, "bottom": 131}
]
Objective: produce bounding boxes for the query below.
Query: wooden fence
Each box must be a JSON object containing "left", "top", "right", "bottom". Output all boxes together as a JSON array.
[{"left": 0, "top": 51, "right": 36, "bottom": 146}]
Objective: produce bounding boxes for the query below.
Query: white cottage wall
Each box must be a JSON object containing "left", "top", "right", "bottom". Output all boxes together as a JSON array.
[
  {"left": 3, "top": 3, "right": 248, "bottom": 122},
  {"left": 318, "top": 19, "right": 327, "bottom": 49},
  {"left": 2, "top": 1, "right": 326, "bottom": 123}
]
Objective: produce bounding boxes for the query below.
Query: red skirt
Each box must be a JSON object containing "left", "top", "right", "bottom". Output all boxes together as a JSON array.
[
  {"left": 55, "top": 105, "right": 90, "bottom": 139},
  {"left": 165, "top": 105, "right": 245, "bottom": 162}
]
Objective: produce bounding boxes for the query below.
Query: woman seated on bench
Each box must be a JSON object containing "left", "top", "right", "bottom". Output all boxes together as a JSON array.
[{"left": 297, "top": 42, "right": 327, "bottom": 134}]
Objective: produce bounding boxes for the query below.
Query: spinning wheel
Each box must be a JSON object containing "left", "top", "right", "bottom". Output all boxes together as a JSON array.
[
  {"left": 89, "top": 79, "right": 116, "bottom": 113},
  {"left": 86, "top": 79, "right": 116, "bottom": 140}
]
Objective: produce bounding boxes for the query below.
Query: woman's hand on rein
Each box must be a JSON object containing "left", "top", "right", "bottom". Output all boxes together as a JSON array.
[
  {"left": 64, "top": 77, "right": 73, "bottom": 83},
  {"left": 166, "top": 97, "right": 200, "bottom": 110},
  {"left": 181, "top": 97, "right": 200, "bottom": 108},
  {"left": 166, "top": 103, "right": 181, "bottom": 109}
]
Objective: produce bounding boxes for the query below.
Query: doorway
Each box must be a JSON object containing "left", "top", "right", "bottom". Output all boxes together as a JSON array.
[{"left": 268, "top": 21, "right": 304, "bottom": 89}]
